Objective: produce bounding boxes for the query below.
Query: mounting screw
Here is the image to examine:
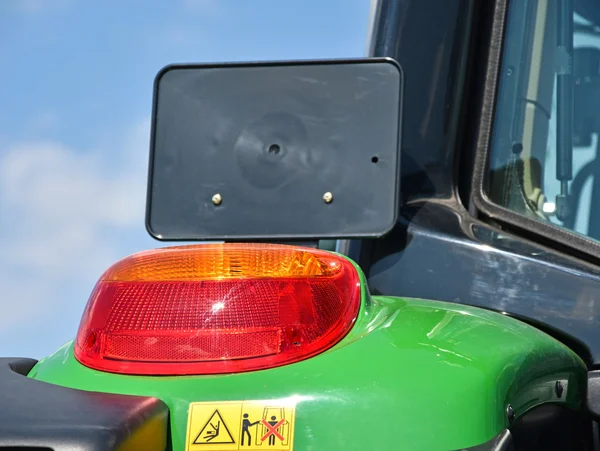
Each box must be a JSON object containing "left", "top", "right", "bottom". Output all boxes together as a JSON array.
[
  {"left": 323, "top": 192, "right": 333, "bottom": 204},
  {"left": 212, "top": 193, "right": 223, "bottom": 206},
  {"left": 506, "top": 404, "right": 515, "bottom": 423},
  {"left": 555, "top": 381, "right": 564, "bottom": 399}
]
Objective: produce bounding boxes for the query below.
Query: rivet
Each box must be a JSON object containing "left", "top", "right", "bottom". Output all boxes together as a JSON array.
[
  {"left": 323, "top": 192, "right": 333, "bottom": 204},
  {"left": 212, "top": 193, "right": 223, "bottom": 206},
  {"left": 555, "top": 381, "right": 564, "bottom": 399},
  {"left": 506, "top": 404, "right": 515, "bottom": 423}
]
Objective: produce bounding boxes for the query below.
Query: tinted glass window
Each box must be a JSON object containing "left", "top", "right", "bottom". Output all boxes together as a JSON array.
[{"left": 488, "top": 0, "right": 600, "bottom": 241}]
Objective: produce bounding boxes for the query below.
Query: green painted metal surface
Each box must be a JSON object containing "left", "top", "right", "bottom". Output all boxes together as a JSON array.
[
  {"left": 29, "top": 289, "right": 586, "bottom": 450},
  {"left": 26, "top": 256, "right": 585, "bottom": 449}
]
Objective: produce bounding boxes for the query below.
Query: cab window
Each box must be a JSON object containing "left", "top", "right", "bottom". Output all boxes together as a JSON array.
[{"left": 487, "top": 0, "right": 600, "bottom": 242}]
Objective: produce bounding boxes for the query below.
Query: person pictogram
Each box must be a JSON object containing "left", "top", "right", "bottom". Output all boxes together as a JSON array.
[
  {"left": 241, "top": 413, "right": 259, "bottom": 446},
  {"left": 203, "top": 421, "right": 220, "bottom": 442},
  {"left": 261, "top": 415, "right": 286, "bottom": 446},
  {"left": 267, "top": 416, "right": 278, "bottom": 446}
]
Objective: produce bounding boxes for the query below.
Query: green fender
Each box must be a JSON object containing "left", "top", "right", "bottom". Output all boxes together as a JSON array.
[{"left": 28, "top": 265, "right": 586, "bottom": 450}]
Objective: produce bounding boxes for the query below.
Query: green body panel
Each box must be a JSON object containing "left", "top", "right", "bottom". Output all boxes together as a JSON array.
[{"left": 29, "top": 291, "right": 586, "bottom": 450}]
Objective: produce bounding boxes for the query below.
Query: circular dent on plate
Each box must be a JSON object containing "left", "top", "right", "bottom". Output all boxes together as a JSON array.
[{"left": 234, "top": 112, "right": 309, "bottom": 190}]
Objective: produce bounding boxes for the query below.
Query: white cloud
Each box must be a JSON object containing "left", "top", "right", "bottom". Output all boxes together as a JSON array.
[
  {"left": 0, "top": 118, "right": 152, "bottom": 343},
  {"left": 2, "top": 142, "right": 144, "bottom": 231}
]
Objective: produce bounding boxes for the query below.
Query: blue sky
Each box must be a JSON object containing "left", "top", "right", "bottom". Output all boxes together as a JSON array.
[{"left": 0, "top": 0, "right": 372, "bottom": 358}]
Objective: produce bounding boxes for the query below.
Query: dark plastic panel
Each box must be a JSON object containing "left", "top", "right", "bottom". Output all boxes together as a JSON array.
[
  {"left": 0, "top": 358, "right": 168, "bottom": 451},
  {"left": 146, "top": 58, "right": 403, "bottom": 241}
]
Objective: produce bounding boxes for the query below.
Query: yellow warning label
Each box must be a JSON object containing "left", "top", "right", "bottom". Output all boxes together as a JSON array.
[{"left": 185, "top": 399, "right": 296, "bottom": 451}]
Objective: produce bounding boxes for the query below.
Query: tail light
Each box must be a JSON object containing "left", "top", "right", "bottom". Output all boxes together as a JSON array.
[{"left": 74, "top": 243, "right": 361, "bottom": 375}]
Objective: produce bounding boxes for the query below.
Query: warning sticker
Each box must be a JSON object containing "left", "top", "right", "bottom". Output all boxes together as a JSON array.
[
  {"left": 185, "top": 399, "right": 296, "bottom": 451},
  {"left": 193, "top": 409, "right": 236, "bottom": 445}
]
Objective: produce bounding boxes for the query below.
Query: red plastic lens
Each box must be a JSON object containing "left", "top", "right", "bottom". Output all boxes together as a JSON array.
[{"left": 74, "top": 243, "right": 361, "bottom": 375}]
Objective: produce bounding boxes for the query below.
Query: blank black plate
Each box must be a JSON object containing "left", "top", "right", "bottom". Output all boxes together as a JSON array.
[{"left": 146, "top": 58, "right": 403, "bottom": 241}]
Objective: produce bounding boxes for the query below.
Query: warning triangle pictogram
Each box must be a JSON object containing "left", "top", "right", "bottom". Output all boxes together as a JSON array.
[{"left": 193, "top": 409, "right": 235, "bottom": 445}]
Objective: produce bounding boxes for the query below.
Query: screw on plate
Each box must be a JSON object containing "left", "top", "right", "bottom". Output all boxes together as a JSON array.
[
  {"left": 323, "top": 192, "right": 333, "bottom": 204},
  {"left": 555, "top": 381, "right": 564, "bottom": 399},
  {"left": 212, "top": 193, "right": 223, "bottom": 206},
  {"left": 506, "top": 405, "right": 515, "bottom": 423}
]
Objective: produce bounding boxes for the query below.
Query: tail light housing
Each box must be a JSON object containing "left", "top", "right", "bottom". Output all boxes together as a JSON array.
[{"left": 74, "top": 243, "right": 361, "bottom": 375}]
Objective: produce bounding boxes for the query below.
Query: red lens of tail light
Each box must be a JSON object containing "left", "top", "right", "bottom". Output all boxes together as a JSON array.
[{"left": 74, "top": 243, "right": 361, "bottom": 375}]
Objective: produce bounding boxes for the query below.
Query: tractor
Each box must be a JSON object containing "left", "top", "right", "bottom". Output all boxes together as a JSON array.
[{"left": 2, "top": 0, "right": 600, "bottom": 450}]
